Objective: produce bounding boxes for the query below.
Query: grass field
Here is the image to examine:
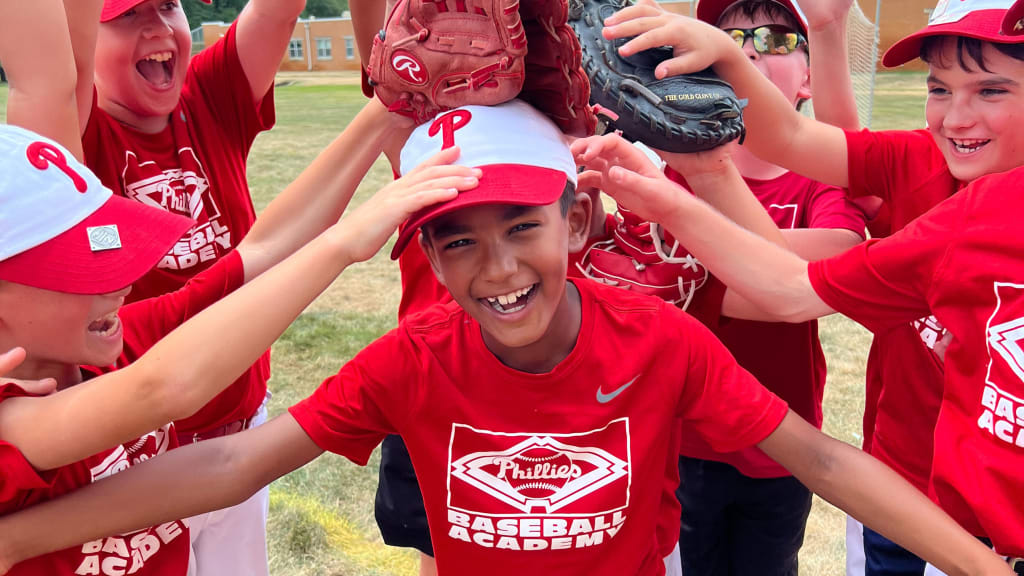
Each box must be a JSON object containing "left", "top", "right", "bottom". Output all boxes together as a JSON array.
[{"left": 0, "top": 70, "right": 930, "bottom": 575}]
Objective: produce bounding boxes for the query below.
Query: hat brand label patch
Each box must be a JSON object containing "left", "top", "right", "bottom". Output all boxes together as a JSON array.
[{"left": 87, "top": 225, "right": 123, "bottom": 252}]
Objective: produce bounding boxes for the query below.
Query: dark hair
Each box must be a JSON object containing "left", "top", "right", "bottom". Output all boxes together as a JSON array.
[
  {"left": 558, "top": 181, "right": 577, "bottom": 216},
  {"left": 920, "top": 36, "right": 1024, "bottom": 72},
  {"left": 718, "top": 0, "right": 805, "bottom": 37}
]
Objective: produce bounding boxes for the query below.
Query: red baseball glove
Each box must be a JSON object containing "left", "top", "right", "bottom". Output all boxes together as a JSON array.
[
  {"left": 367, "top": 0, "right": 596, "bottom": 136},
  {"left": 576, "top": 205, "right": 709, "bottom": 309}
]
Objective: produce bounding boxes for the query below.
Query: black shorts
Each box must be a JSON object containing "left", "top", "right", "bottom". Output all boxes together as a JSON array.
[
  {"left": 374, "top": 435, "right": 433, "bottom": 556},
  {"left": 676, "top": 456, "right": 813, "bottom": 576}
]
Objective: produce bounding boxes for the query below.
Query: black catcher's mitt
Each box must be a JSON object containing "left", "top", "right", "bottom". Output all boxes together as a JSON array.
[{"left": 568, "top": 0, "right": 747, "bottom": 152}]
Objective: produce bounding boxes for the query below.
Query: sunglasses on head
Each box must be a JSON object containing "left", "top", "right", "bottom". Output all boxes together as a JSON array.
[{"left": 724, "top": 25, "right": 807, "bottom": 55}]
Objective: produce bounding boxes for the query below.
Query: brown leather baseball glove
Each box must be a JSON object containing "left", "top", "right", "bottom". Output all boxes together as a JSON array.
[
  {"left": 576, "top": 205, "right": 710, "bottom": 309},
  {"left": 367, "top": 0, "right": 596, "bottom": 136}
]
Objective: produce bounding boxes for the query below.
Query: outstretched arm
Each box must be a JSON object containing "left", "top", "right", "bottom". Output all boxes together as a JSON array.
[
  {"left": 802, "top": 0, "right": 861, "bottom": 130},
  {"left": 759, "top": 413, "right": 1012, "bottom": 576},
  {"left": 235, "top": 0, "right": 307, "bottom": 105},
  {"left": 0, "top": 147, "right": 478, "bottom": 472},
  {"left": 0, "top": 0, "right": 82, "bottom": 157},
  {"left": 573, "top": 133, "right": 834, "bottom": 323},
  {"left": 62, "top": 0, "right": 104, "bottom": 135},
  {"left": 602, "top": 0, "right": 851, "bottom": 187},
  {"left": 351, "top": 0, "right": 386, "bottom": 70},
  {"left": 236, "top": 98, "right": 414, "bottom": 281},
  {"left": 0, "top": 414, "right": 323, "bottom": 573}
]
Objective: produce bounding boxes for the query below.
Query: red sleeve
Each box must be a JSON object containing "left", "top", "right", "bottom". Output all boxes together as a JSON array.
[
  {"left": 117, "top": 250, "right": 245, "bottom": 361},
  {"left": 0, "top": 387, "right": 58, "bottom": 508},
  {"left": 803, "top": 182, "right": 868, "bottom": 238},
  {"left": 845, "top": 129, "right": 937, "bottom": 203},
  {"left": 808, "top": 192, "right": 967, "bottom": 334},
  {"left": 667, "top": 309, "right": 789, "bottom": 453},
  {"left": 288, "top": 329, "right": 415, "bottom": 465},
  {"left": 185, "top": 21, "right": 276, "bottom": 152}
]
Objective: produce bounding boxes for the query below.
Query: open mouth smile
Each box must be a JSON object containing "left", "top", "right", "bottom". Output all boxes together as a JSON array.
[
  {"left": 950, "top": 138, "right": 990, "bottom": 154},
  {"left": 136, "top": 51, "right": 176, "bottom": 89},
  {"left": 481, "top": 284, "right": 539, "bottom": 315},
  {"left": 88, "top": 312, "right": 122, "bottom": 338}
]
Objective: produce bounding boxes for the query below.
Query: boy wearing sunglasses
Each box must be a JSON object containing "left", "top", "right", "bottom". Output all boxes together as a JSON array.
[
  {"left": 601, "top": 1, "right": 1024, "bottom": 575},
  {"left": 656, "top": 1, "right": 868, "bottom": 575}
]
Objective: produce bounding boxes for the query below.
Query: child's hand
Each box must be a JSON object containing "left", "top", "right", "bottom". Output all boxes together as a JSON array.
[
  {"left": 602, "top": 0, "right": 740, "bottom": 80},
  {"left": 0, "top": 347, "right": 56, "bottom": 395},
  {"left": 572, "top": 134, "right": 694, "bottom": 224},
  {"left": 657, "top": 142, "right": 739, "bottom": 182},
  {"left": 336, "top": 146, "right": 480, "bottom": 263},
  {"left": 801, "top": 0, "right": 854, "bottom": 31}
]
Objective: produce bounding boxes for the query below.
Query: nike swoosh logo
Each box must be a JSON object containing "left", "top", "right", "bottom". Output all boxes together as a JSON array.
[{"left": 596, "top": 375, "right": 640, "bottom": 404}]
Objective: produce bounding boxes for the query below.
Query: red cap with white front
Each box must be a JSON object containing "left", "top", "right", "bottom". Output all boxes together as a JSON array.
[
  {"left": 883, "top": 0, "right": 1021, "bottom": 67},
  {"left": 101, "top": 0, "right": 211, "bottom": 22},
  {"left": 696, "top": 0, "right": 808, "bottom": 35},
  {"left": 0, "top": 125, "right": 193, "bottom": 294},
  {"left": 1003, "top": 0, "right": 1024, "bottom": 33},
  {"left": 391, "top": 100, "right": 577, "bottom": 260}
]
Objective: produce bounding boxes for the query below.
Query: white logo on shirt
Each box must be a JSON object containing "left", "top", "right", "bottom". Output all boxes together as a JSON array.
[
  {"left": 978, "top": 282, "right": 1024, "bottom": 448},
  {"left": 913, "top": 315, "right": 948, "bottom": 353},
  {"left": 446, "top": 420, "right": 631, "bottom": 551},
  {"left": 120, "top": 148, "right": 233, "bottom": 272}
]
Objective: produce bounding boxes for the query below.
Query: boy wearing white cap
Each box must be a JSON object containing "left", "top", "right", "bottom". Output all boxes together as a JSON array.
[
  {"left": 0, "top": 90, "right": 476, "bottom": 573},
  {"left": 44, "top": 0, "right": 310, "bottom": 571},
  {"left": 0, "top": 100, "right": 1014, "bottom": 576},
  {"left": 599, "top": 1, "right": 1024, "bottom": 574}
]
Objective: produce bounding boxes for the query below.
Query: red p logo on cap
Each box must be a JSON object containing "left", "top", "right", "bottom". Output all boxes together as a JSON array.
[
  {"left": 27, "top": 142, "right": 88, "bottom": 193},
  {"left": 429, "top": 110, "right": 472, "bottom": 150}
]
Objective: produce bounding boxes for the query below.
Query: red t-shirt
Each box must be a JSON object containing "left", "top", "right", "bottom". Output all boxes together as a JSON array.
[
  {"left": 668, "top": 168, "right": 866, "bottom": 478},
  {"left": 809, "top": 170, "right": 1024, "bottom": 554},
  {"left": 290, "top": 279, "right": 788, "bottom": 575},
  {"left": 845, "top": 129, "right": 961, "bottom": 492},
  {"left": 0, "top": 252, "right": 244, "bottom": 575},
  {"left": 398, "top": 215, "right": 687, "bottom": 558},
  {"left": 83, "top": 22, "right": 275, "bottom": 436}
]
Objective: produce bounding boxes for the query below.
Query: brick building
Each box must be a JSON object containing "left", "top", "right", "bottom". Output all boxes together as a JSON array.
[
  {"left": 197, "top": 16, "right": 361, "bottom": 72},
  {"left": 193, "top": 0, "right": 938, "bottom": 74}
]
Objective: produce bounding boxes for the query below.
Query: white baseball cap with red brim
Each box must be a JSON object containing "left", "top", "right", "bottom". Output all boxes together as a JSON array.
[
  {"left": 101, "top": 0, "right": 210, "bottom": 22},
  {"left": 1003, "top": 0, "right": 1024, "bottom": 34},
  {"left": 883, "top": 0, "right": 1021, "bottom": 67},
  {"left": 391, "top": 100, "right": 577, "bottom": 260},
  {"left": 0, "top": 126, "right": 193, "bottom": 295},
  {"left": 696, "top": 0, "right": 808, "bottom": 36}
]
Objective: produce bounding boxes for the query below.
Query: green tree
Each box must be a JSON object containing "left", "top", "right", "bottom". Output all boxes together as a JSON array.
[
  {"left": 182, "top": 0, "right": 248, "bottom": 25},
  {"left": 303, "top": 0, "right": 348, "bottom": 18}
]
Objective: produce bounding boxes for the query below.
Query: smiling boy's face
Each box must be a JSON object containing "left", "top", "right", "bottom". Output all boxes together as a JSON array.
[
  {"left": 95, "top": 0, "right": 192, "bottom": 126},
  {"left": 420, "top": 195, "right": 590, "bottom": 371},
  {"left": 0, "top": 283, "right": 132, "bottom": 377},
  {"left": 924, "top": 39, "right": 1024, "bottom": 183}
]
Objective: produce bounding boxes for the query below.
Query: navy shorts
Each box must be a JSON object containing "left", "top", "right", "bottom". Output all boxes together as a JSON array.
[
  {"left": 676, "top": 456, "right": 813, "bottom": 576},
  {"left": 374, "top": 435, "right": 434, "bottom": 556}
]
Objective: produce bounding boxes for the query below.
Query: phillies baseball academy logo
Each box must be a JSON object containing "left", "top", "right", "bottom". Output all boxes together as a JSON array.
[
  {"left": 392, "top": 50, "right": 427, "bottom": 85},
  {"left": 76, "top": 424, "right": 186, "bottom": 575},
  {"left": 120, "top": 149, "right": 233, "bottom": 271},
  {"left": 979, "top": 282, "right": 1024, "bottom": 448},
  {"left": 766, "top": 203, "right": 799, "bottom": 230},
  {"left": 446, "top": 419, "right": 631, "bottom": 552}
]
